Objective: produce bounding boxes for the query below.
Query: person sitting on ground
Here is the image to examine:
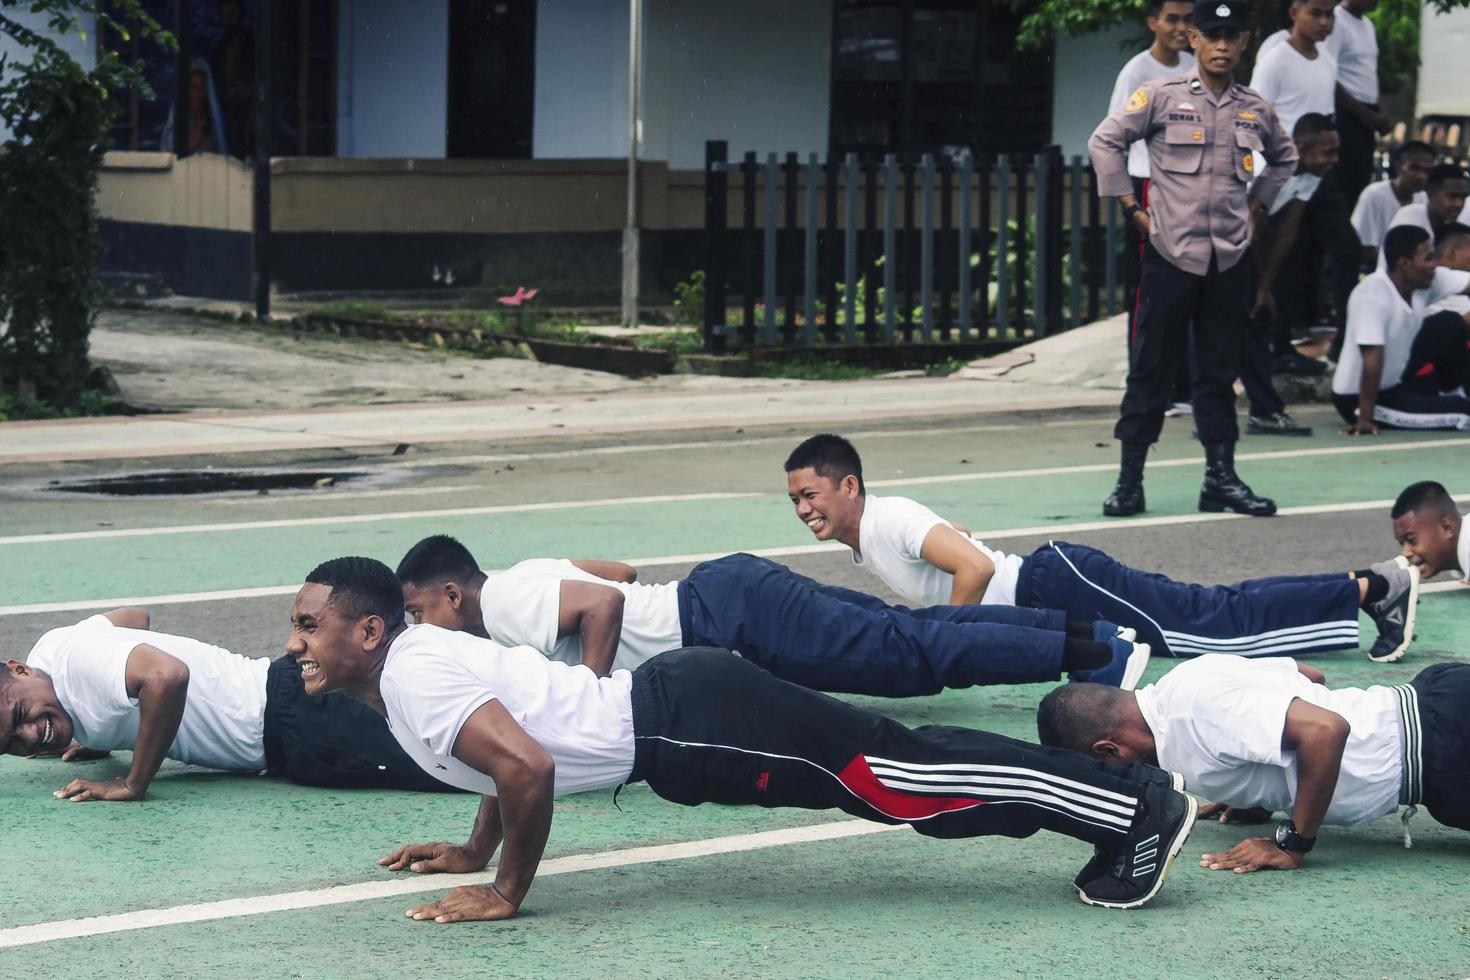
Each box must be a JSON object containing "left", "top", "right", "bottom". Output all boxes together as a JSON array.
[
  {"left": 1351, "top": 141, "right": 1432, "bottom": 269},
  {"left": 396, "top": 535, "right": 1152, "bottom": 697},
  {"left": 1390, "top": 481, "right": 1468, "bottom": 589},
  {"left": 1036, "top": 652, "right": 1470, "bottom": 873},
  {"left": 287, "top": 556, "right": 1198, "bottom": 921},
  {"left": 1333, "top": 225, "right": 1470, "bottom": 434},
  {"left": 783, "top": 433, "right": 1420, "bottom": 663},
  {"left": 1242, "top": 113, "right": 1342, "bottom": 435},
  {"left": 2, "top": 607, "right": 454, "bottom": 799},
  {"left": 1381, "top": 164, "right": 1470, "bottom": 270}
]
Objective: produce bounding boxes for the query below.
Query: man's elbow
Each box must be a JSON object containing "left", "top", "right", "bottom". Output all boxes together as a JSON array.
[{"left": 151, "top": 661, "right": 191, "bottom": 694}]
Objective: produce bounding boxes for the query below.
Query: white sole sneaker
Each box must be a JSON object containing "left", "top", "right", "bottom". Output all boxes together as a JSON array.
[
  {"left": 1368, "top": 563, "right": 1419, "bottom": 663},
  {"left": 1121, "top": 642, "right": 1151, "bottom": 692},
  {"left": 1075, "top": 792, "right": 1198, "bottom": 910}
]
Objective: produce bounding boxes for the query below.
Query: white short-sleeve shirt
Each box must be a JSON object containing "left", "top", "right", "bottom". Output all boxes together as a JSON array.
[
  {"left": 853, "top": 494, "right": 1022, "bottom": 607},
  {"left": 24, "top": 615, "right": 270, "bottom": 771},
  {"left": 1377, "top": 203, "right": 1435, "bottom": 271},
  {"left": 1351, "top": 180, "right": 1425, "bottom": 255},
  {"left": 1333, "top": 268, "right": 1470, "bottom": 395},
  {"left": 379, "top": 624, "right": 635, "bottom": 797},
  {"left": 1109, "top": 48, "right": 1196, "bottom": 179},
  {"left": 1323, "top": 2, "right": 1379, "bottom": 104},
  {"left": 1269, "top": 172, "right": 1322, "bottom": 217},
  {"left": 478, "top": 559, "right": 683, "bottom": 670},
  {"left": 1249, "top": 40, "right": 1338, "bottom": 139},
  {"left": 1457, "top": 518, "right": 1470, "bottom": 582},
  {"left": 1256, "top": 30, "right": 1289, "bottom": 61},
  {"left": 1134, "top": 655, "right": 1402, "bottom": 827}
]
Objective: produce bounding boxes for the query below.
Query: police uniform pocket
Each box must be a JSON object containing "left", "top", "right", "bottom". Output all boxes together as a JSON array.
[
  {"left": 1234, "top": 128, "right": 1264, "bottom": 182},
  {"left": 1160, "top": 125, "right": 1206, "bottom": 174}
]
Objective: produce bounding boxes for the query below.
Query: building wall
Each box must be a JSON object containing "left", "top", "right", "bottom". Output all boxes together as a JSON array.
[
  {"left": 533, "top": 0, "right": 832, "bottom": 168},
  {"left": 336, "top": 0, "right": 450, "bottom": 157},
  {"left": 642, "top": 0, "right": 832, "bottom": 170},
  {"left": 1051, "top": 25, "right": 1141, "bottom": 159},
  {"left": 1419, "top": 4, "right": 1470, "bottom": 118},
  {"left": 0, "top": 9, "right": 97, "bottom": 143}
]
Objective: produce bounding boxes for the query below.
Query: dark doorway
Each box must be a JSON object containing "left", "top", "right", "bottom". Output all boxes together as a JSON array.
[{"left": 447, "top": 0, "right": 536, "bottom": 158}]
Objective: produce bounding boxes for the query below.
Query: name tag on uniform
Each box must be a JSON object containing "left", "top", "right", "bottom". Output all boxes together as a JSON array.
[{"left": 1165, "top": 112, "right": 1203, "bottom": 124}]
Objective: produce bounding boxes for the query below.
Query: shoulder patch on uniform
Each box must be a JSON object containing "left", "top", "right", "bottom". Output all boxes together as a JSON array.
[{"left": 1125, "top": 88, "right": 1148, "bottom": 112}]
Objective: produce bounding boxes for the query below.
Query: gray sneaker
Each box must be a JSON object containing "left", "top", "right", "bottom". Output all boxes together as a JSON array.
[{"left": 1366, "top": 560, "right": 1419, "bottom": 663}]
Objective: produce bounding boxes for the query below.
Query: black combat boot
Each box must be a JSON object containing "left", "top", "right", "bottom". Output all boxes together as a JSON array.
[
  {"left": 1103, "top": 442, "right": 1149, "bottom": 517},
  {"left": 1199, "top": 441, "right": 1276, "bottom": 516}
]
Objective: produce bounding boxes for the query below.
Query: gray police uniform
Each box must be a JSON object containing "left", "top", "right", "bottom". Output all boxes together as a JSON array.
[{"left": 1089, "top": 24, "right": 1298, "bottom": 517}]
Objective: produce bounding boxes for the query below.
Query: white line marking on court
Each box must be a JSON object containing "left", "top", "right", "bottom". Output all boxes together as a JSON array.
[
  {"left": 211, "top": 484, "right": 481, "bottom": 505},
  {"left": 0, "top": 819, "right": 904, "bottom": 949},
  {"left": 5, "top": 491, "right": 1463, "bottom": 617},
  {"left": 0, "top": 491, "right": 762, "bottom": 546},
  {"left": 4, "top": 435, "right": 1463, "bottom": 547}
]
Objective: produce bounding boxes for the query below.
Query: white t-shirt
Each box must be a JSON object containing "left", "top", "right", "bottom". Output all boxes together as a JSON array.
[
  {"left": 1379, "top": 202, "right": 1435, "bottom": 271},
  {"left": 24, "top": 615, "right": 270, "bottom": 771},
  {"left": 1109, "top": 48, "right": 1196, "bottom": 179},
  {"left": 853, "top": 494, "right": 1022, "bottom": 607},
  {"left": 1333, "top": 268, "right": 1470, "bottom": 395},
  {"left": 1269, "top": 172, "right": 1322, "bottom": 216},
  {"left": 1352, "top": 180, "right": 1425, "bottom": 254},
  {"left": 1250, "top": 40, "right": 1338, "bottom": 139},
  {"left": 479, "top": 559, "right": 683, "bottom": 671},
  {"left": 1134, "top": 655, "right": 1402, "bottom": 827},
  {"left": 379, "top": 624, "right": 635, "bottom": 797},
  {"left": 1457, "top": 517, "right": 1470, "bottom": 582},
  {"left": 1323, "top": 3, "right": 1379, "bottom": 104},
  {"left": 1257, "top": 29, "right": 1289, "bottom": 61}
]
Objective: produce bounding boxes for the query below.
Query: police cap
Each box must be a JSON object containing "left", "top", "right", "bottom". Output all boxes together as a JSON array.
[{"left": 1192, "top": 0, "right": 1250, "bottom": 32}]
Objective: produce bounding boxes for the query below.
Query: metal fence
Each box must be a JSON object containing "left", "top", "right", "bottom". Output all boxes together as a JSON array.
[{"left": 700, "top": 139, "right": 1130, "bottom": 354}]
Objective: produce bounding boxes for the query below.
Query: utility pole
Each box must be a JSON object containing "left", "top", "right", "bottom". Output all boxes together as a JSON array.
[{"left": 621, "top": 0, "right": 643, "bottom": 328}]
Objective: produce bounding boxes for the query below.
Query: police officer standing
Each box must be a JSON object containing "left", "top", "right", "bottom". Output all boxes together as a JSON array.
[{"left": 1090, "top": 0, "right": 1299, "bottom": 518}]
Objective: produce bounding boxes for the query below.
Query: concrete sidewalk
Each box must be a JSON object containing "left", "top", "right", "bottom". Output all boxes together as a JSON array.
[{"left": 0, "top": 376, "right": 1119, "bottom": 464}]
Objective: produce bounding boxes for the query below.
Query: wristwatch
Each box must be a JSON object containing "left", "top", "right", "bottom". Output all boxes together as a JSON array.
[{"left": 1274, "top": 820, "right": 1316, "bottom": 853}]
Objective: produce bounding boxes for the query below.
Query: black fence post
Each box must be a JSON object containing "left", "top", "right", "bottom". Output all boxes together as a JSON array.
[
  {"left": 1045, "top": 146, "right": 1065, "bottom": 335},
  {"left": 741, "top": 151, "right": 757, "bottom": 347},
  {"left": 1087, "top": 162, "right": 1101, "bottom": 323},
  {"left": 703, "top": 140, "right": 728, "bottom": 354},
  {"left": 783, "top": 151, "right": 800, "bottom": 345},
  {"left": 863, "top": 155, "right": 879, "bottom": 342},
  {"left": 1012, "top": 154, "right": 1027, "bottom": 336},
  {"left": 824, "top": 153, "right": 840, "bottom": 343}
]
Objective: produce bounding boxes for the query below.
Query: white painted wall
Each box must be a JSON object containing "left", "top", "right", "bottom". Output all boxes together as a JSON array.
[
  {"left": 0, "top": 9, "right": 98, "bottom": 143},
  {"left": 1051, "top": 25, "right": 1144, "bottom": 158},
  {"left": 1419, "top": 4, "right": 1470, "bottom": 118},
  {"left": 534, "top": 0, "right": 832, "bottom": 168},
  {"left": 532, "top": 0, "right": 630, "bottom": 159},
  {"left": 336, "top": 0, "right": 449, "bottom": 158}
]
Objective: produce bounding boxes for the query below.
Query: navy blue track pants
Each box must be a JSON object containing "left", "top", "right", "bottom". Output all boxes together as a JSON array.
[
  {"left": 677, "top": 554, "right": 1068, "bottom": 697},
  {"left": 1017, "top": 541, "right": 1361, "bottom": 659}
]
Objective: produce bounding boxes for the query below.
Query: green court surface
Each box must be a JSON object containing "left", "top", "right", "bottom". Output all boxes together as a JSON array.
[{"left": 3, "top": 417, "right": 1470, "bottom": 977}]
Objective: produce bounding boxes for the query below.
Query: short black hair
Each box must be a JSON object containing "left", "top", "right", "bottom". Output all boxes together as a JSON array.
[
  {"left": 396, "top": 534, "right": 483, "bottom": 588},
  {"left": 1292, "top": 112, "right": 1335, "bottom": 142},
  {"left": 1427, "top": 164, "right": 1469, "bottom": 191},
  {"left": 784, "top": 434, "right": 865, "bottom": 494},
  {"left": 1391, "top": 481, "right": 1457, "bottom": 520},
  {"left": 305, "top": 556, "right": 405, "bottom": 631},
  {"left": 1036, "top": 684, "right": 1129, "bottom": 755},
  {"left": 1435, "top": 221, "right": 1470, "bottom": 252},
  {"left": 1383, "top": 224, "right": 1431, "bottom": 272},
  {"left": 1394, "top": 140, "right": 1435, "bottom": 167}
]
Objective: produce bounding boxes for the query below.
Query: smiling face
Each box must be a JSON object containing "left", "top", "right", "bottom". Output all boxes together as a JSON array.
[
  {"left": 402, "top": 581, "right": 474, "bottom": 634},
  {"left": 0, "top": 663, "right": 74, "bottom": 757},
  {"left": 1298, "top": 130, "right": 1340, "bottom": 176},
  {"left": 787, "top": 467, "right": 863, "bottom": 544},
  {"left": 285, "top": 583, "right": 386, "bottom": 697},
  {"left": 1393, "top": 509, "right": 1461, "bottom": 579},
  {"left": 1148, "top": 1, "right": 1194, "bottom": 54}
]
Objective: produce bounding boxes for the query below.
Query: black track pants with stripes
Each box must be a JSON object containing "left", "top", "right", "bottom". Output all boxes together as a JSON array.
[{"left": 627, "top": 648, "right": 1143, "bottom": 848}]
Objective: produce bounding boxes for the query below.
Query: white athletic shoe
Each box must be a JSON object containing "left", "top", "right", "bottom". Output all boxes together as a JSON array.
[{"left": 1120, "top": 642, "right": 1151, "bottom": 692}]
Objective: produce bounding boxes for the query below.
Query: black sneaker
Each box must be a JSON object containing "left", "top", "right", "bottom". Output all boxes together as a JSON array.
[
  {"left": 1366, "top": 559, "right": 1419, "bottom": 663},
  {"left": 1076, "top": 780, "right": 1197, "bottom": 910},
  {"left": 1247, "top": 411, "right": 1313, "bottom": 437}
]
